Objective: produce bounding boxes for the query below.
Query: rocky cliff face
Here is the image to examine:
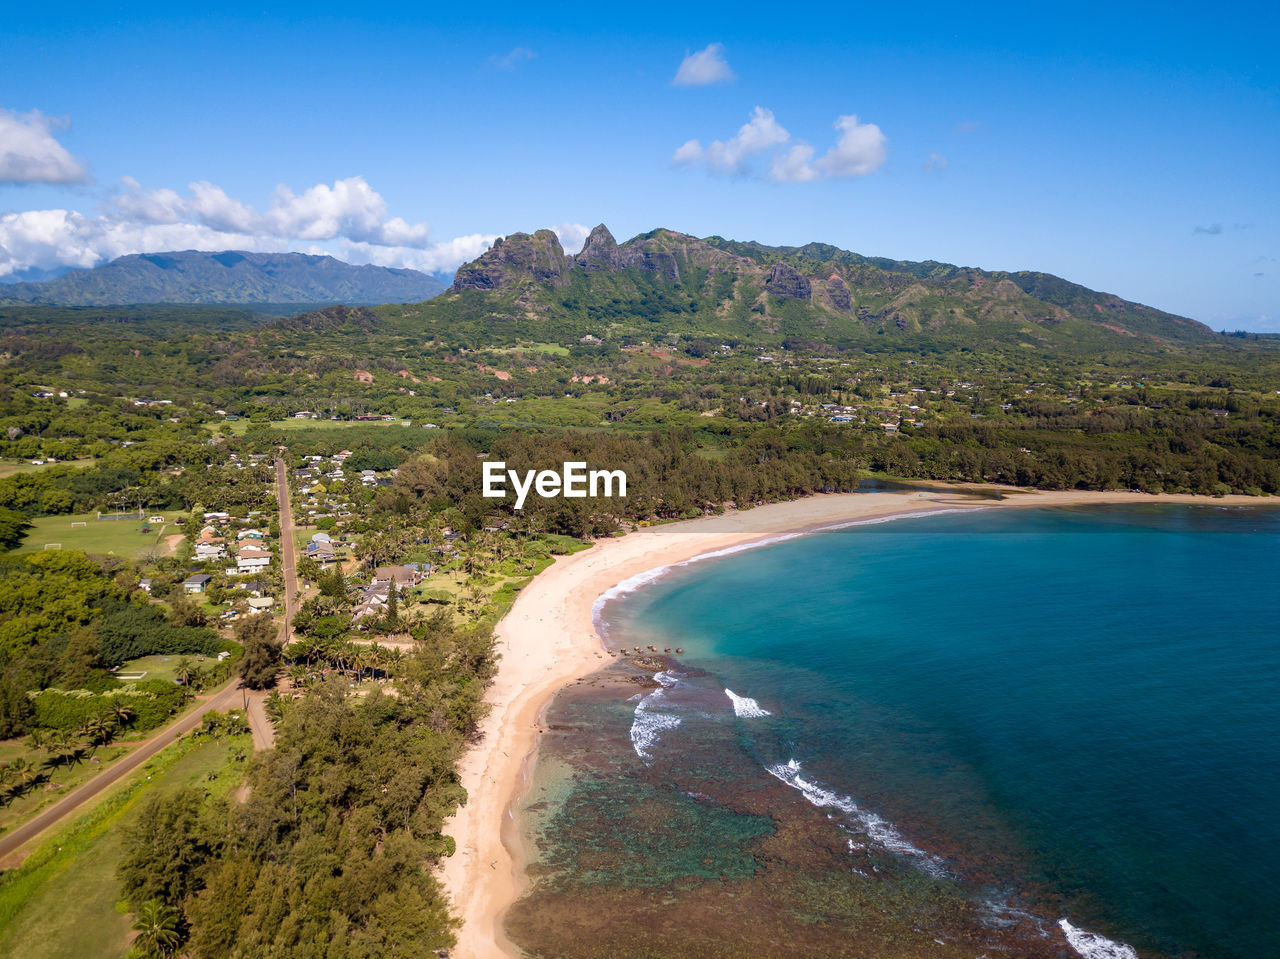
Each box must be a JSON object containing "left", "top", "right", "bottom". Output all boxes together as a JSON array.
[
  {"left": 825, "top": 274, "right": 851, "bottom": 310},
  {"left": 452, "top": 229, "right": 571, "bottom": 291},
  {"left": 765, "top": 263, "right": 812, "bottom": 300},
  {"left": 575, "top": 224, "right": 624, "bottom": 272}
]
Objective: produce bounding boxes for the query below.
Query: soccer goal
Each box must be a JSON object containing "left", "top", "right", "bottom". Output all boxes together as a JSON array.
[{"left": 70, "top": 521, "right": 87, "bottom": 528}]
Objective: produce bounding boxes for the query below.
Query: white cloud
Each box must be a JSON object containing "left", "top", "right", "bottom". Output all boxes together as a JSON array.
[
  {"left": 698, "top": 107, "right": 790, "bottom": 175},
  {"left": 489, "top": 47, "right": 535, "bottom": 70},
  {"left": 677, "top": 108, "right": 887, "bottom": 183},
  {"left": 336, "top": 234, "right": 499, "bottom": 274},
  {"left": 0, "top": 175, "right": 491, "bottom": 279},
  {"left": 551, "top": 222, "right": 591, "bottom": 255},
  {"left": 671, "top": 139, "right": 704, "bottom": 165},
  {"left": 922, "top": 152, "right": 948, "bottom": 172},
  {"left": 673, "top": 42, "right": 735, "bottom": 87},
  {"left": 770, "top": 144, "right": 820, "bottom": 183},
  {"left": 0, "top": 107, "right": 88, "bottom": 185},
  {"left": 816, "top": 114, "right": 887, "bottom": 178}
]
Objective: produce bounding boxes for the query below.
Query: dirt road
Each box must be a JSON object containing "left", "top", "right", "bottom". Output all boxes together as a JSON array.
[{"left": 274, "top": 457, "right": 298, "bottom": 644}]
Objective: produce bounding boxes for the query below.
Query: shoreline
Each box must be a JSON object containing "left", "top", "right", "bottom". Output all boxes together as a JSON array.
[{"left": 438, "top": 486, "right": 1271, "bottom": 959}]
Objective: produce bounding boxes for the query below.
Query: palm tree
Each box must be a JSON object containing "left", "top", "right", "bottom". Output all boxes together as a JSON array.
[
  {"left": 10, "top": 757, "right": 43, "bottom": 794},
  {"left": 284, "top": 636, "right": 312, "bottom": 666},
  {"left": 81, "top": 716, "right": 114, "bottom": 752},
  {"left": 110, "top": 702, "right": 136, "bottom": 732},
  {"left": 174, "top": 658, "right": 195, "bottom": 687},
  {"left": 188, "top": 666, "right": 209, "bottom": 692},
  {"left": 128, "top": 899, "right": 182, "bottom": 959},
  {"left": 48, "top": 729, "right": 82, "bottom": 769}
]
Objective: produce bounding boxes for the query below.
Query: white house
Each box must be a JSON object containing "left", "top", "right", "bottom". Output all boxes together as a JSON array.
[
  {"left": 236, "top": 546, "right": 272, "bottom": 574},
  {"left": 195, "top": 542, "right": 227, "bottom": 561}
]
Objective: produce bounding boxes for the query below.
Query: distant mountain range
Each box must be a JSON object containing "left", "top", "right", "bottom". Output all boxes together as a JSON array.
[
  {"left": 442, "top": 225, "right": 1214, "bottom": 349},
  {"left": 0, "top": 250, "right": 446, "bottom": 306}
]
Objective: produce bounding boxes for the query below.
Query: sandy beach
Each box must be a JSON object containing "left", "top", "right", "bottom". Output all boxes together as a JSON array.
[{"left": 439, "top": 486, "right": 1269, "bottom": 959}]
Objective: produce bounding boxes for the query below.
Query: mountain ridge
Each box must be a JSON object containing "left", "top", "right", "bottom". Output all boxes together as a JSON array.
[
  {"left": 443, "top": 225, "right": 1214, "bottom": 349},
  {"left": 0, "top": 250, "right": 446, "bottom": 307}
]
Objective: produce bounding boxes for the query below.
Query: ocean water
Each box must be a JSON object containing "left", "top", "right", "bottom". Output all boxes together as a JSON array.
[{"left": 507, "top": 505, "right": 1280, "bottom": 959}]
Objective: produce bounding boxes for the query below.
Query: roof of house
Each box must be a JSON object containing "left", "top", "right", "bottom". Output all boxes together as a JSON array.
[
  {"left": 183, "top": 573, "right": 212, "bottom": 585},
  {"left": 374, "top": 565, "right": 419, "bottom": 584}
]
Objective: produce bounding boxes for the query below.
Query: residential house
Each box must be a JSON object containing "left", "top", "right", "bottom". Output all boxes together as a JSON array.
[
  {"left": 195, "top": 541, "right": 227, "bottom": 562},
  {"left": 183, "top": 573, "right": 212, "bottom": 594},
  {"left": 352, "top": 582, "right": 391, "bottom": 624},
  {"left": 374, "top": 565, "right": 424, "bottom": 589},
  {"left": 195, "top": 525, "right": 222, "bottom": 544},
  {"left": 236, "top": 546, "right": 272, "bottom": 574},
  {"left": 305, "top": 540, "right": 337, "bottom": 565}
]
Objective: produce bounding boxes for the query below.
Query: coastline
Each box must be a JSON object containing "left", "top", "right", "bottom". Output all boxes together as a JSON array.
[{"left": 439, "top": 486, "right": 1270, "bottom": 959}]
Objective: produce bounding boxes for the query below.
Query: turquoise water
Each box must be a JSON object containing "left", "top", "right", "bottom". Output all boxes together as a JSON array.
[{"left": 596, "top": 504, "right": 1280, "bottom": 958}]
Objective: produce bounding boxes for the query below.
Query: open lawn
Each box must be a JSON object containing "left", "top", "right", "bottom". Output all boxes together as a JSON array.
[
  {"left": 0, "top": 733, "right": 249, "bottom": 959},
  {"left": 14, "top": 512, "right": 178, "bottom": 559},
  {"left": 0, "top": 458, "right": 97, "bottom": 479},
  {"left": 115, "top": 654, "right": 218, "bottom": 684},
  {"left": 491, "top": 341, "right": 571, "bottom": 357}
]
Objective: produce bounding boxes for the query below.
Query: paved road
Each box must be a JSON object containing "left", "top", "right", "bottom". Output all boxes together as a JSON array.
[
  {"left": 275, "top": 456, "right": 298, "bottom": 645},
  {"left": 0, "top": 680, "right": 244, "bottom": 864}
]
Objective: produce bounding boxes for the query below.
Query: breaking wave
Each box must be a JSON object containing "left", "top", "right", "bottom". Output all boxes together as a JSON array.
[
  {"left": 629, "top": 671, "right": 681, "bottom": 763},
  {"left": 1058, "top": 919, "right": 1138, "bottom": 959},
  {"left": 724, "top": 688, "right": 771, "bottom": 718},
  {"left": 765, "top": 758, "right": 948, "bottom": 878}
]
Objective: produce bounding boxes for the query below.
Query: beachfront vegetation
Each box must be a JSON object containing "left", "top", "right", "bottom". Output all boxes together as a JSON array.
[{"left": 112, "top": 611, "right": 493, "bottom": 957}]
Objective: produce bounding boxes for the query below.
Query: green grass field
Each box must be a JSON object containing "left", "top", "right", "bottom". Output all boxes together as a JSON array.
[
  {"left": 115, "top": 654, "right": 217, "bottom": 684},
  {"left": 0, "top": 458, "right": 97, "bottom": 479},
  {"left": 492, "top": 341, "right": 571, "bottom": 357},
  {"left": 15, "top": 512, "right": 177, "bottom": 558},
  {"left": 209, "top": 417, "right": 414, "bottom": 436},
  {"left": 0, "top": 733, "right": 249, "bottom": 959}
]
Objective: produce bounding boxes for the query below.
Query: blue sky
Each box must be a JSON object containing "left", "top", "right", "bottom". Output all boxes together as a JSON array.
[{"left": 1, "top": 1, "right": 1277, "bottom": 329}]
